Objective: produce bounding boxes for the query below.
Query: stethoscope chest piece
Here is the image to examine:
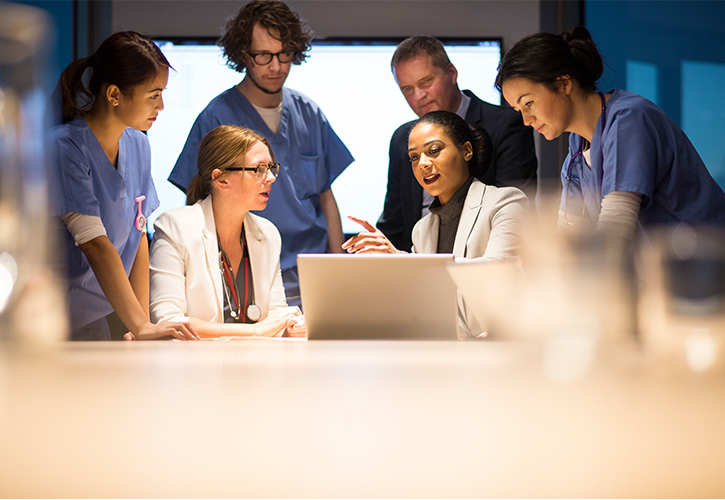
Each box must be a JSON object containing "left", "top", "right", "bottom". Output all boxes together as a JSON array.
[
  {"left": 229, "top": 304, "right": 261, "bottom": 322},
  {"left": 247, "top": 304, "right": 262, "bottom": 322}
]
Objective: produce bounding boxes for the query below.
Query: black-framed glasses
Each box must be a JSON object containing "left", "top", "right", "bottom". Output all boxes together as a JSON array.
[
  {"left": 248, "top": 51, "right": 294, "bottom": 65},
  {"left": 227, "top": 163, "right": 280, "bottom": 179}
]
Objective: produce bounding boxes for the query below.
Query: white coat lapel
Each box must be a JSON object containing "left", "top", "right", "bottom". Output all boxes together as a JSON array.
[
  {"left": 452, "top": 179, "right": 485, "bottom": 259},
  {"left": 417, "top": 215, "right": 439, "bottom": 254},
  {"left": 244, "top": 214, "right": 271, "bottom": 316},
  {"left": 200, "top": 197, "right": 224, "bottom": 320}
]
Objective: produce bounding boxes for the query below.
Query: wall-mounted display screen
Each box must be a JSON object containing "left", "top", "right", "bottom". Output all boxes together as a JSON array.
[{"left": 147, "top": 38, "right": 502, "bottom": 235}]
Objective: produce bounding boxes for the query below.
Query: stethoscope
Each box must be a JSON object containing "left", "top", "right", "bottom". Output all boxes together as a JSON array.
[
  {"left": 218, "top": 231, "right": 261, "bottom": 322},
  {"left": 563, "top": 92, "right": 607, "bottom": 222}
]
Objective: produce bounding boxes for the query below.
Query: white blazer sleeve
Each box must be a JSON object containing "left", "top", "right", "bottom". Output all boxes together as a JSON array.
[
  {"left": 149, "top": 213, "right": 192, "bottom": 324},
  {"left": 466, "top": 186, "right": 528, "bottom": 264}
]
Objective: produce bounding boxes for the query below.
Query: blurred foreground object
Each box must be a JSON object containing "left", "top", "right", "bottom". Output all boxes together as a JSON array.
[
  {"left": 0, "top": 2, "right": 68, "bottom": 343},
  {"left": 448, "top": 191, "right": 636, "bottom": 381},
  {"left": 4, "top": 340, "right": 725, "bottom": 497},
  {"left": 638, "top": 224, "right": 725, "bottom": 373},
  {"left": 452, "top": 192, "right": 634, "bottom": 341}
]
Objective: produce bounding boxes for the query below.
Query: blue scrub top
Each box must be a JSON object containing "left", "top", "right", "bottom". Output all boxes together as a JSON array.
[
  {"left": 561, "top": 89, "right": 725, "bottom": 227},
  {"left": 169, "top": 87, "right": 354, "bottom": 304},
  {"left": 49, "top": 117, "right": 159, "bottom": 331}
]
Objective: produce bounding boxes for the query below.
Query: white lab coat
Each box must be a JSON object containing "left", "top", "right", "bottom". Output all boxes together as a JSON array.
[{"left": 149, "top": 195, "right": 287, "bottom": 324}]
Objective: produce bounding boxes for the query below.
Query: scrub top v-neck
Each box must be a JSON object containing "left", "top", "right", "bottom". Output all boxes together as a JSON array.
[{"left": 49, "top": 117, "right": 159, "bottom": 332}]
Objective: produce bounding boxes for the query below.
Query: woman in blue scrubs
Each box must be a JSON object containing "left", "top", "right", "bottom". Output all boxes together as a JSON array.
[
  {"left": 496, "top": 27, "right": 725, "bottom": 244},
  {"left": 50, "top": 31, "right": 198, "bottom": 341}
]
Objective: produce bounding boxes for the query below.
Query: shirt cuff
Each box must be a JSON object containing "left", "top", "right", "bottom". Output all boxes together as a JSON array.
[{"left": 61, "top": 212, "right": 107, "bottom": 246}]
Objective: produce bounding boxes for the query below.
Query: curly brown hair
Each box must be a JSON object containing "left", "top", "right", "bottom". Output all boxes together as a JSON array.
[{"left": 218, "top": 0, "right": 313, "bottom": 73}]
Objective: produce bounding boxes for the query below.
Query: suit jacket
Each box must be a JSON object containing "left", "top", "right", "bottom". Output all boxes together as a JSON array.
[
  {"left": 149, "top": 195, "right": 287, "bottom": 324},
  {"left": 377, "top": 89, "right": 537, "bottom": 252},
  {"left": 412, "top": 178, "right": 528, "bottom": 262},
  {"left": 412, "top": 178, "right": 528, "bottom": 337}
]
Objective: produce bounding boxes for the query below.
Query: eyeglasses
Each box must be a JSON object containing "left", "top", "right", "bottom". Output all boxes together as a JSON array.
[
  {"left": 248, "top": 51, "right": 294, "bottom": 65},
  {"left": 226, "top": 163, "right": 280, "bottom": 179}
]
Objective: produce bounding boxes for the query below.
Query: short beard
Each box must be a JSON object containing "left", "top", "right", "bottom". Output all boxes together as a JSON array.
[{"left": 247, "top": 71, "right": 284, "bottom": 95}]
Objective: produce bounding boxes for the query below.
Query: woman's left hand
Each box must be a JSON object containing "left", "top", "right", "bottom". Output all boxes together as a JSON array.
[
  {"left": 342, "top": 216, "right": 401, "bottom": 254},
  {"left": 123, "top": 321, "right": 200, "bottom": 341}
]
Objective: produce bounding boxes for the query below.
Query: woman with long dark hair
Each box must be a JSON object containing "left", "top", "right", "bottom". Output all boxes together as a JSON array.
[
  {"left": 50, "top": 31, "right": 197, "bottom": 340},
  {"left": 342, "top": 110, "right": 528, "bottom": 338},
  {"left": 496, "top": 27, "right": 725, "bottom": 243},
  {"left": 343, "top": 110, "right": 528, "bottom": 262}
]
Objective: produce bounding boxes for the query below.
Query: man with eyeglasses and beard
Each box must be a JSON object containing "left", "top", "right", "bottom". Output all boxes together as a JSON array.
[{"left": 170, "top": 0, "right": 353, "bottom": 307}]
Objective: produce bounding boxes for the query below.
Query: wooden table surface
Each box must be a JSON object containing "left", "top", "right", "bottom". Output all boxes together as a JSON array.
[{"left": 1, "top": 338, "right": 724, "bottom": 498}]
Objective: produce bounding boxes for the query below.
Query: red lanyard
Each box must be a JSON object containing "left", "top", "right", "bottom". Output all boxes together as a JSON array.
[{"left": 218, "top": 231, "right": 251, "bottom": 322}]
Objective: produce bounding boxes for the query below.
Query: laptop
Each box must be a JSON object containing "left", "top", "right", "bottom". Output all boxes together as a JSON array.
[{"left": 298, "top": 254, "right": 459, "bottom": 340}]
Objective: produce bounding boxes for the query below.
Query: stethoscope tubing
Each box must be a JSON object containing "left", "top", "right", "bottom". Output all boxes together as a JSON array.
[{"left": 218, "top": 231, "right": 260, "bottom": 323}]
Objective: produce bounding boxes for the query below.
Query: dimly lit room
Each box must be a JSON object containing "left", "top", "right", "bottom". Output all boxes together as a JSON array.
[{"left": 1, "top": 0, "right": 725, "bottom": 497}]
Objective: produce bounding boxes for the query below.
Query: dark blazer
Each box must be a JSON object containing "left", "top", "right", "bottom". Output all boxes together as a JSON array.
[{"left": 376, "top": 90, "right": 538, "bottom": 252}]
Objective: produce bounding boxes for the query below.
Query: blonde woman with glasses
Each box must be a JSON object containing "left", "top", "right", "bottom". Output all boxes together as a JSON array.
[{"left": 147, "top": 125, "right": 305, "bottom": 338}]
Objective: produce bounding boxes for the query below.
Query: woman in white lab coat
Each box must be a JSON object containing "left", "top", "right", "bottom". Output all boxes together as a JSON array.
[{"left": 149, "top": 125, "right": 305, "bottom": 338}]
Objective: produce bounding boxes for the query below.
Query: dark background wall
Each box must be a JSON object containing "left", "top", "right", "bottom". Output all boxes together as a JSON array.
[
  {"left": 9, "top": 0, "right": 73, "bottom": 79},
  {"left": 112, "top": 0, "right": 540, "bottom": 43},
  {"left": 587, "top": 0, "right": 725, "bottom": 186}
]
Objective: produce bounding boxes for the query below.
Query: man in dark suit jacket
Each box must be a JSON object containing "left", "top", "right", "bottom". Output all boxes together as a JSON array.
[{"left": 376, "top": 36, "right": 538, "bottom": 251}]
